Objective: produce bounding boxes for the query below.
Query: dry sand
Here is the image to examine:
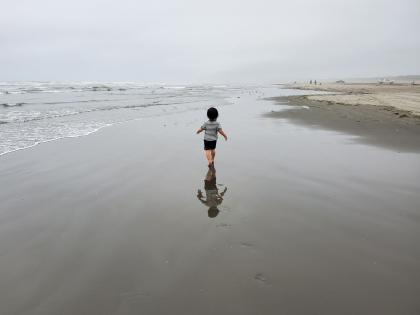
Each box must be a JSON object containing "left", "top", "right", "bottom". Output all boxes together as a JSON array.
[
  {"left": 285, "top": 82, "right": 420, "bottom": 116},
  {"left": 0, "top": 87, "right": 420, "bottom": 315}
]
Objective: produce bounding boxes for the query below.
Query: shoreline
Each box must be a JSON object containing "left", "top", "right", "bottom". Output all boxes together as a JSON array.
[{"left": 266, "top": 94, "right": 420, "bottom": 153}]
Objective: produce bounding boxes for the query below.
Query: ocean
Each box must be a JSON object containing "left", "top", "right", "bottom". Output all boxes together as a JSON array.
[{"left": 0, "top": 82, "right": 243, "bottom": 156}]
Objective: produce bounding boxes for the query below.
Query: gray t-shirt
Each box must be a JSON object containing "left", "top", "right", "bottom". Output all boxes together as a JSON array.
[{"left": 201, "top": 120, "right": 222, "bottom": 141}]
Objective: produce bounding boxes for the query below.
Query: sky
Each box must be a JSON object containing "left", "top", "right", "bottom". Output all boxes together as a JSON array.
[{"left": 1, "top": 0, "right": 419, "bottom": 83}]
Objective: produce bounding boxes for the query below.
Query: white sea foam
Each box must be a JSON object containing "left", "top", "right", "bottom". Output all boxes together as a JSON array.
[
  {"left": 0, "top": 82, "right": 246, "bottom": 156},
  {"left": 163, "top": 86, "right": 186, "bottom": 89},
  {"left": 0, "top": 123, "right": 110, "bottom": 157}
]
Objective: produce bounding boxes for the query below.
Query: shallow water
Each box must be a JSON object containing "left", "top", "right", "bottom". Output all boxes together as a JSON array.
[{"left": 0, "top": 86, "right": 419, "bottom": 314}]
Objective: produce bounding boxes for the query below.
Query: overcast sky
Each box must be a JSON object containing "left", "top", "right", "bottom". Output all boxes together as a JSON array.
[{"left": 1, "top": 0, "right": 419, "bottom": 83}]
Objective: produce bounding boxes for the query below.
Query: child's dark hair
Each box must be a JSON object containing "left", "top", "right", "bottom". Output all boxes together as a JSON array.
[
  {"left": 208, "top": 206, "right": 220, "bottom": 218},
  {"left": 207, "top": 107, "right": 218, "bottom": 121}
]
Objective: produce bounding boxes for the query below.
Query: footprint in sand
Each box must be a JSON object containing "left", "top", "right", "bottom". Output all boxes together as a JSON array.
[
  {"left": 120, "top": 291, "right": 151, "bottom": 301},
  {"left": 240, "top": 242, "right": 260, "bottom": 254},
  {"left": 254, "top": 273, "right": 271, "bottom": 287},
  {"left": 216, "top": 223, "right": 232, "bottom": 228}
]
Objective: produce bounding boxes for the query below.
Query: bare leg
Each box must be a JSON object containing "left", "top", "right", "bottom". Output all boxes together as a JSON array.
[
  {"left": 211, "top": 150, "right": 216, "bottom": 165},
  {"left": 205, "top": 167, "right": 215, "bottom": 181},
  {"left": 205, "top": 150, "right": 213, "bottom": 166}
]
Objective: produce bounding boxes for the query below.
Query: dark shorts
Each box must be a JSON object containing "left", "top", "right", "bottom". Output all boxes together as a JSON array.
[{"left": 204, "top": 140, "right": 217, "bottom": 150}]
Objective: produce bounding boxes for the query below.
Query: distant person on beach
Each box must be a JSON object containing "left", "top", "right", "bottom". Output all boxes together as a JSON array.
[
  {"left": 196, "top": 107, "right": 228, "bottom": 167},
  {"left": 197, "top": 167, "right": 227, "bottom": 218}
]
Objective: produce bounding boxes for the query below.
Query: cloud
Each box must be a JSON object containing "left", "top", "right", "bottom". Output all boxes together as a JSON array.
[{"left": 1, "top": 0, "right": 419, "bottom": 82}]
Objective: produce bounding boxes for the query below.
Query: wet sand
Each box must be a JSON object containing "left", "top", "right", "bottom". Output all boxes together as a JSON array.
[
  {"left": 1, "top": 88, "right": 420, "bottom": 314},
  {"left": 267, "top": 95, "right": 420, "bottom": 153}
]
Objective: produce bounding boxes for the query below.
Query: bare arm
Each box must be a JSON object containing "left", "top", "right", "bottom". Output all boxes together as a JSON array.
[
  {"left": 197, "top": 190, "right": 207, "bottom": 204},
  {"left": 196, "top": 128, "right": 204, "bottom": 134},
  {"left": 218, "top": 129, "right": 228, "bottom": 140}
]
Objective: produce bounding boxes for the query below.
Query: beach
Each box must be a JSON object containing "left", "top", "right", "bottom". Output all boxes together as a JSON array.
[
  {"left": 284, "top": 82, "right": 420, "bottom": 116},
  {"left": 1, "top": 86, "right": 420, "bottom": 314}
]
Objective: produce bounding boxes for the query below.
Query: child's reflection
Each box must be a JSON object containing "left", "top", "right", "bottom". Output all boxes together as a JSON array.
[{"left": 197, "top": 167, "right": 227, "bottom": 218}]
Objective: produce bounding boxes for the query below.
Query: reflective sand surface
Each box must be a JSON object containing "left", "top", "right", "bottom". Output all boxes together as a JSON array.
[{"left": 0, "top": 87, "right": 419, "bottom": 314}]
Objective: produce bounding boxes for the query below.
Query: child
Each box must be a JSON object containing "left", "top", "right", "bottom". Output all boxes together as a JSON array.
[{"left": 196, "top": 107, "right": 228, "bottom": 167}]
